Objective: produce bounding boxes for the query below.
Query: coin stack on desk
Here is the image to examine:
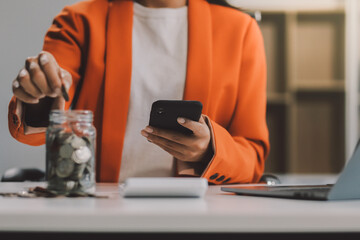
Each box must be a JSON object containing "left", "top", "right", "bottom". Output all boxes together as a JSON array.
[{"left": 46, "top": 110, "right": 96, "bottom": 194}]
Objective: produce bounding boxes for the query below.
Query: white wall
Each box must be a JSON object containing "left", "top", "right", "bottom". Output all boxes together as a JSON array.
[{"left": 0, "top": 0, "right": 79, "bottom": 176}]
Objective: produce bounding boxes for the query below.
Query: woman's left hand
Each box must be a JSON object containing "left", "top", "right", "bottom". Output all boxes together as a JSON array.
[{"left": 141, "top": 115, "right": 212, "bottom": 163}]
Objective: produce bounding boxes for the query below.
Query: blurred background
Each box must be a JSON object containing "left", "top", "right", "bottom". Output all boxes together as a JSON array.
[
  {"left": 0, "top": 0, "right": 359, "bottom": 177},
  {"left": 231, "top": 0, "right": 360, "bottom": 174},
  {"left": 0, "top": 0, "right": 79, "bottom": 175}
]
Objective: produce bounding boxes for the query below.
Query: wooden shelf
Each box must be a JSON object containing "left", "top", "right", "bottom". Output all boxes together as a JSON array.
[
  {"left": 259, "top": 9, "right": 346, "bottom": 174},
  {"left": 292, "top": 80, "right": 345, "bottom": 92},
  {"left": 267, "top": 93, "right": 290, "bottom": 105},
  {"left": 291, "top": 93, "right": 345, "bottom": 173},
  {"left": 229, "top": 0, "right": 345, "bottom": 13},
  {"left": 294, "top": 13, "right": 345, "bottom": 82}
]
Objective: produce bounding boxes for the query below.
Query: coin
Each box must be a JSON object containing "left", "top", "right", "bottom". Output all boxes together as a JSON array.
[
  {"left": 72, "top": 146, "right": 92, "bottom": 164},
  {"left": 82, "top": 136, "right": 91, "bottom": 145},
  {"left": 59, "top": 144, "right": 74, "bottom": 159},
  {"left": 56, "top": 158, "right": 75, "bottom": 178},
  {"left": 70, "top": 135, "right": 87, "bottom": 149},
  {"left": 70, "top": 163, "right": 86, "bottom": 180},
  {"left": 65, "top": 181, "right": 77, "bottom": 191},
  {"left": 46, "top": 121, "right": 95, "bottom": 194},
  {"left": 63, "top": 134, "right": 86, "bottom": 148}
]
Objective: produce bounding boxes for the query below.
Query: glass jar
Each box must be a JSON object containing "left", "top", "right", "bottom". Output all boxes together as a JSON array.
[{"left": 46, "top": 110, "right": 96, "bottom": 194}]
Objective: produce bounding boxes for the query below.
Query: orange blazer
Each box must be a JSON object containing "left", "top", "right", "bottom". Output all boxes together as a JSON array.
[{"left": 8, "top": 0, "right": 269, "bottom": 184}]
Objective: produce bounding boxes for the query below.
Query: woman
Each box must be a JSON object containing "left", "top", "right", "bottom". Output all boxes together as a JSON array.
[{"left": 8, "top": 0, "right": 269, "bottom": 184}]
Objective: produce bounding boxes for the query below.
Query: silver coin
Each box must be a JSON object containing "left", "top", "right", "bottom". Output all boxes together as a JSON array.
[
  {"left": 70, "top": 163, "right": 86, "bottom": 180},
  {"left": 59, "top": 144, "right": 74, "bottom": 159},
  {"left": 65, "top": 181, "right": 77, "bottom": 191},
  {"left": 63, "top": 134, "right": 86, "bottom": 148},
  {"left": 82, "top": 136, "right": 91, "bottom": 145},
  {"left": 70, "top": 135, "right": 87, "bottom": 149},
  {"left": 72, "top": 146, "right": 92, "bottom": 164},
  {"left": 56, "top": 158, "right": 75, "bottom": 178},
  {"left": 47, "top": 126, "right": 95, "bottom": 193}
]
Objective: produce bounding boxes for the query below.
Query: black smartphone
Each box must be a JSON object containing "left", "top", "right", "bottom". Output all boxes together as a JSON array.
[{"left": 149, "top": 100, "right": 203, "bottom": 135}]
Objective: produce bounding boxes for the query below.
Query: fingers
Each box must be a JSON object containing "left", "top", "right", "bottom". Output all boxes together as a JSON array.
[
  {"left": 59, "top": 68, "right": 72, "bottom": 102},
  {"left": 12, "top": 80, "right": 39, "bottom": 104},
  {"left": 149, "top": 139, "right": 185, "bottom": 160},
  {"left": 17, "top": 68, "right": 44, "bottom": 98},
  {"left": 38, "top": 52, "right": 62, "bottom": 95},
  {"left": 141, "top": 130, "right": 188, "bottom": 161},
  {"left": 12, "top": 69, "right": 39, "bottom": 104},
  {"left": 51, "top": 96, "right": 66, "bottom": 110},
  {"left": 142, "top": 129, "right": 186, "bottom": 149},
  {"left": 26, "top": 57, "right": 54, "bottom": 97},
  {"left": 177, "top": 116, "right": 206, "bottom": 136},
  {"left": 141, "top": 129, "right": 206, "bottom": 162},
  {"left": 13, "top": 51, "right": 71, "bottom": 105},
  {"left": 143, "top": 126, "right": 188, "bottom": 144},
  {"left": 143, "top": 116, "right": 208, "bottom": 145},
  {"left": 141, "top": 115, "right": 211, "bottom": 162},
  {"left": 60, "top": 68, "right": 72, "bottom": 91}
]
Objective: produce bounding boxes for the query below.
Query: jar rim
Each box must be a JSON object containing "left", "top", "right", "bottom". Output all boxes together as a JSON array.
[
  {"left": 50, "top": 110, "right": 93, "bottom": 114},
  {"left": 49, "top": 110, "right": 93, "bottom": 123}
]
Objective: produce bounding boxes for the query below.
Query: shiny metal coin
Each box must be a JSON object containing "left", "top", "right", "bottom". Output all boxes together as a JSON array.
[
  {"left": 56, "top": 158, "right": 75, "bottom": 178},
  {"left": 72, "top": 146, "right": 92, "bottom": 164},
  {"left": 70, "top": 163, "right": 86, "bottom": 180},
  {"left": 65, "top": 181, "right": 77, "bottom": 191},
  {"left": 59, "top": 144, "right": 74, "bottom": 159},
  {"left": 70, "top": 135, "right": 87, "bottom": 149},
  {"left": 82, "top": 136, "right": 91, "bottom": 145}
]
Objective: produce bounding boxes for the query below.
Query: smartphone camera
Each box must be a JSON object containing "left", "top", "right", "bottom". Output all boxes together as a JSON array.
[{"left": 156, "top": 108, "right": 165, "bottom": 115}]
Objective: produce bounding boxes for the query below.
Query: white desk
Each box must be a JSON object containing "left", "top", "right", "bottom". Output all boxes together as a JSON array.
[{"left": 0, "top": 175, "right": 359, "bottom": 239}]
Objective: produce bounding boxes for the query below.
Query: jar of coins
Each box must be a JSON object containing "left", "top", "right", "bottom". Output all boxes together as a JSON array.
[{"left": 46, "top": 110, "right": 96, "bottom": 194}]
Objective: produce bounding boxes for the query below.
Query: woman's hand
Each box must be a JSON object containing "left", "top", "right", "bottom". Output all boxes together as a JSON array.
[
  {"left": 12, "top": 51, "right": 72, "bottom": 109},
  {"left": 141, "top": 115, "right": 212, "bottom": 163}
]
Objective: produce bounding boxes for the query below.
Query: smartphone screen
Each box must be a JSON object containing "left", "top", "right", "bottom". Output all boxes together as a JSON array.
[{"left": 149, "top": 100, "right": 203, "bottom": 135}]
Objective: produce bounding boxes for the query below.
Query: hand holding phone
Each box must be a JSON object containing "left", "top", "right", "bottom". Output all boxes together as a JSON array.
[
  {"left": 142, "top": 100, "right": 212, "bottom": 163},
  {"left": 149, "top": 100, "right": 203, "bottom": 135}
]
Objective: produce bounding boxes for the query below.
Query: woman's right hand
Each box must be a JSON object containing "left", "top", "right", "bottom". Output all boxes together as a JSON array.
[{"left": 12, "top": 51, "right": 72, "bottom": 108}]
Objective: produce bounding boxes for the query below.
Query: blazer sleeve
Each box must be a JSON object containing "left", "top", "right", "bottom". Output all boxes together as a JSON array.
[
  {"left": 200, "top": 19, "right": 269, "bottom": 184},
  {"left": 8, "top": 6, "right": 85, "bottom": 146}
]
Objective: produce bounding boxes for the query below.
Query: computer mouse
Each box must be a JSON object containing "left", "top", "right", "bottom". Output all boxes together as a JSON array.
[{"left": 259, "top": 174, "right": 281, "bottom": 185}]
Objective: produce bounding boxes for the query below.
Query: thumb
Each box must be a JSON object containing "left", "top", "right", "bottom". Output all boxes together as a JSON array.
[
  {"left": 177, "top": 117, "right": 203, "bottom": 135},
  {"left": 59, "top": 68, "right": 72, "bottom": 91},
  {"left": 51, "top": 96, "right": 66, "bottom": 110}
]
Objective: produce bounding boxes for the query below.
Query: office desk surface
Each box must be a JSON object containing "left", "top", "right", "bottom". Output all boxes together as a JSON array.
[{"left": 0, "top": 174, "right": 359, "bottom": 233}]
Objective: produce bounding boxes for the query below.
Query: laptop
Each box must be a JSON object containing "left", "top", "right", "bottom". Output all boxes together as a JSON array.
[{"left": 221, "top": 140, "right": 360, "bottom": 200}]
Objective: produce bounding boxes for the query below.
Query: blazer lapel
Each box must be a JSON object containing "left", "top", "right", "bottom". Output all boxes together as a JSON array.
[
  {"left": 99, "top": 0, "right": 212, "bottom": 182},
  {"left": 100, "top": 0, "right": 133, "bottom": 182},
  {"left": 183, "top": 0, "right": 212, "bottom": 114}
]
